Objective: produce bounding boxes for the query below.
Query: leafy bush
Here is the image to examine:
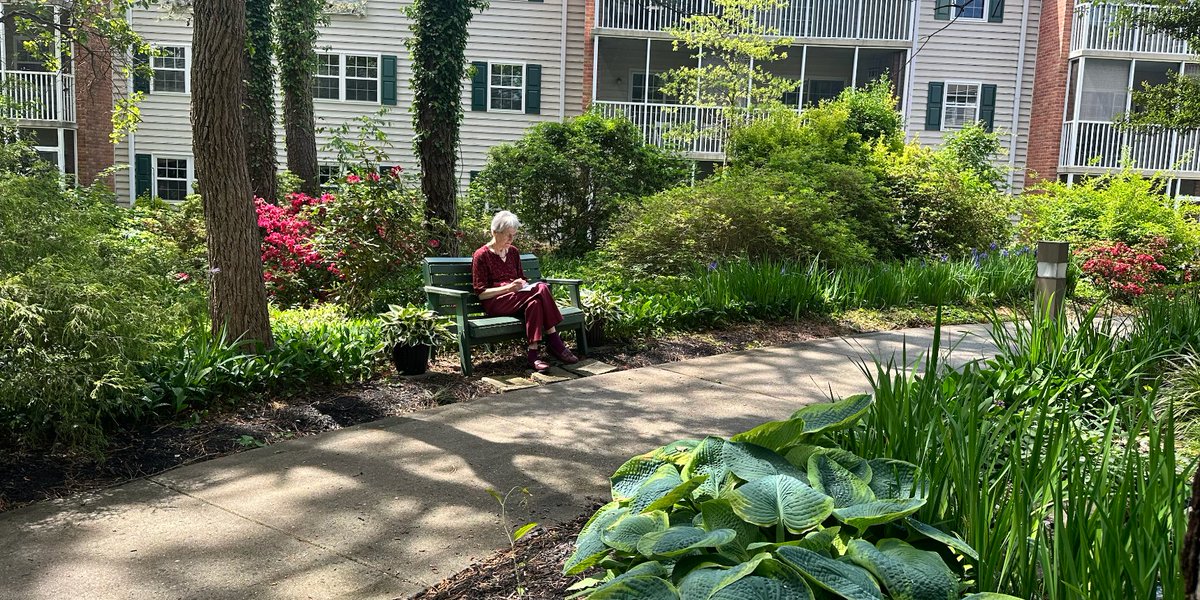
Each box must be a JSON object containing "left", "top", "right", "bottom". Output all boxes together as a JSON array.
[
  {"left": 470, "top": 111, "right": 689, "bottom": 257},
  {"left": 378, "top": 304, "right": 454, "bottom": 348},
  {"left": 257, "top": 192, "right": 341, "bottom": 306},
  {"left": 565, "top": 395, "right": 997, "bottom": 599},
  {"left": 602, "top": 169, "right": 871, "bottom": 276},
  {"left": 1076, "top": 238, "right": 1169, "bottom": 300},
  {"left": 1023, "top": 169, "right": 1200, "bottom": 275}
]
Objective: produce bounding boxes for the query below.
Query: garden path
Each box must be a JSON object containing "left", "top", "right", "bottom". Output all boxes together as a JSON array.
[{"left": 0, "top": 323, "right": 998, "bottom": 599}]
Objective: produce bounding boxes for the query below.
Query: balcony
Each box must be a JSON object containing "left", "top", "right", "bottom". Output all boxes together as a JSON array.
[
  {"left": 1071, "top": 2, "right": 1192, "bottom": 58},
  {"left": 595, "top": 0, "right": 912, "bottom": 42},
  {"left": 1059, "top": 120, "right": 1200, "bottom": 175},
  {"left": 0, "top": 70, "right": 76, "bottom": 124},
  {"left": 597, "top": 100, "right": 778, "bottom": 158}
]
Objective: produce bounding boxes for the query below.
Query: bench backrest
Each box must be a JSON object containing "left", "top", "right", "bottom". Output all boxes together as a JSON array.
[{"left": 422, "top": 254, "right": 543, "bottom": 316}]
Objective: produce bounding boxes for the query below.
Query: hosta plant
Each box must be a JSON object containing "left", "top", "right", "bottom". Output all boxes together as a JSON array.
[
  {"left": 378, "top": 304, "right": 454, "bottom": 349},
  {"left": 564, "top": 394, "right": 1017, "bottom": 600}
]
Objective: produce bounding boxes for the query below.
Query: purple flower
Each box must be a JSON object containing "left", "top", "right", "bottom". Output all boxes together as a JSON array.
[
  {"left": 939, "top": 254, "right": 949, "bottom": 262},
  {"left": 989, "top": 242, "right": 999, "bottom": 250},
  {"left": 1001, "top": 249, "right": 1009, "bottom": 258},
  {"left": 707, "top": 260, "right": 719, "bottom": 272}
]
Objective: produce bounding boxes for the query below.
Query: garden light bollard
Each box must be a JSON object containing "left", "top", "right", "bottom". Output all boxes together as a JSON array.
[{"left": 1035, "top": 241, "right": 1069, "bottom": 321}]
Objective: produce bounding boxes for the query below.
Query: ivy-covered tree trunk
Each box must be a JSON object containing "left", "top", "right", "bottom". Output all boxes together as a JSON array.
[
  {"left": 193, "top": 0, "right": 274, "bottom": 349},
  {"left": 276, "top": 0, "right": 321, "bottom": 196},
  {"left": 406, "top": 0, "right": 487, "bottom": 254},
  {"left": 244, "top": 0, "right": 278, "bottom": 202}
]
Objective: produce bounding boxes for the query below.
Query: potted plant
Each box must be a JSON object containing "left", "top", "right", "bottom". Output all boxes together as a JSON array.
[
  {"left": 379, "top": 304, "right": 454, "bottom": 376},
  {"left": 580, "top": 288, "right": 623, "bottom": 348}
]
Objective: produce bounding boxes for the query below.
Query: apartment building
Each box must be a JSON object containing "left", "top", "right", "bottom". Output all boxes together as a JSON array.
[{"left": 0, "top": 0, "right": 1195, "bottom": 201}]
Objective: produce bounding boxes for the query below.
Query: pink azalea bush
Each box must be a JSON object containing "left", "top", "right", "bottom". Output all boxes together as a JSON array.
[
  {"left": 1076, "top": 238, "right": 1170, "bottom": 301},
  {"left": 256, "top": 192, "right": 340, "bottom": 306}
]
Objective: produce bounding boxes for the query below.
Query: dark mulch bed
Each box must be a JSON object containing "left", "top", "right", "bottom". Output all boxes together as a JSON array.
[
  {"left": 411, "top": 505, "right": 598, "bottom": 600},
  {"left": 0, "top": 318, "right": 850, "bottom": 513}
]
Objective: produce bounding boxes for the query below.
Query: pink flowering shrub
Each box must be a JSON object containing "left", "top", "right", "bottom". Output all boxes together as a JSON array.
[
  {"left": 256, "top": 193, "right": 340, "bottom": 306},
  {"left": 1076, "top": 238, "right": 1170, "bottom": 301}
]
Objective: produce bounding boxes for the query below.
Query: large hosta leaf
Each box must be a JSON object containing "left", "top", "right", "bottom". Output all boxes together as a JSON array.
[
  {"left": 867, "top": 458, "right": 927, "bottom": 500},
  {"left": 846, "top": 538, "right": 959, "bottom": 600},
  {"left": 750, "top": 526, "right": 842, "bottom": 556},
  {"left": 808, "top": 454, "right": 876, "bottom": 508},
  {"left": 611, "top": 456, "right": 672, "bottom": 501},
  {"left": 776, "top": 546, "right": 883, "bottom": 600},
  {"left": 637, "top": 526, "right": 738, "bottom": 558},
  {"left": 565, "top": 502, "right": 627, "bottom": 575},
  {"left": 786, "top": 446, "right": 872, "bottom": 481},
  {"left": 709, "top": 575, "right": 814, "bottom": 600},
  {"left": 731, "top": 417, "right": 809, "bottom": 453},
  {"left": 727, "top": 474, "right": 834, "bottom": 534},
  {"left": 699, "top": 499, "right": 766, "bottom": 556},
  {"left": 960, "top": 594, "right": 1024, "bottom": 599},
  {"left": 630, "top": 464, "right": 685, "bottom": 513},
  {"left": 905, "top": 518, "right": 979, "bottom": 561},
  {"left": 725, "top": 441, "right": 807, "bottom": 482},
  {"left": 833, "top": 498, "right": 926, "bottom": 530},
  {"left": 789, "top": 394, "right": 873, "bottom": 435},
  {"left": 588, "top": 576, "right": 679, "bottom": 600},
  {"left": 570, "top": 562, "right": 670, "bottom": 599},
  {"left": 682, "top": 437, "right": 735, "bottom": 499},
  {"left": 679, "top": 557, "right": 814, "bottom": 600},
  {"left": 643, "top": 475, "right": 709, "bottom": 514},
  {"left": 601, "top": 510, "right": 670, "bottom": 553}
]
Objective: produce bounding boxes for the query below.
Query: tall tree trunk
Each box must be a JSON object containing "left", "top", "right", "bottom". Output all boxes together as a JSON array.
[
  {"left": 277, "top": 0, "right": 320, "bottom": 196},
  {"left": 193, "top": 0, "right": 273, "bottom": 349},
  {"left": 415, "top": 109, "right": 459, "bottom": 252},
  {"left": 1185, "top": 466, "right": 1200, "bottom": 599},
  {"left": 244, "top": 0, "right": 278, "bottom": 202}
]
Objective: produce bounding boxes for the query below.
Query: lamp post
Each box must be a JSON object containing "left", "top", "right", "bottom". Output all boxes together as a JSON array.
[{"left": 1035, "top": 241, "right": 1069, "bottom": 321}]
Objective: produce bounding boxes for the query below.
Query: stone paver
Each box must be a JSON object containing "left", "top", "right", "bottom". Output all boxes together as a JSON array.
[
  {"left": 562, "top": 358, "right": 619, "bottom": 377},
  {"left": 0, "top": 323, "right": 998, "bottom": 600}
]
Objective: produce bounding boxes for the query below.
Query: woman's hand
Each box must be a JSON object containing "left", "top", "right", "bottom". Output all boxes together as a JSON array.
[{"left": 509, "top": 279, "right": 528, "bottom": 292}]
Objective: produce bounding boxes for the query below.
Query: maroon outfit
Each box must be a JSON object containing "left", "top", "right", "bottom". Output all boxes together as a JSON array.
[{"left": 471, "top": 244, "right": 563, "bottom": 344}]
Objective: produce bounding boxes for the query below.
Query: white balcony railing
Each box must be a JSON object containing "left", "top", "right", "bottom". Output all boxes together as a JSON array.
[
  {"left": 0, "top": 71, "right": 76, "bottom": 123},
  {"left": 596, "top": 0, "right": 912, "bottom": 41},
  {"left": 595, "top": 101, "right": 739, "bottom": 156},
  {"left": 1059, "top": 120, "right": 1200, "bottom": 174},
  {"left": 1071, "top": 2, "right": 1192, "bottom": 56}
]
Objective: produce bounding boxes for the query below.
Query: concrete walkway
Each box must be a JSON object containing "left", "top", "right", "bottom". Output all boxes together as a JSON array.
[{"left": 0, "top": 324, "right": 1000, "bottom": 600}]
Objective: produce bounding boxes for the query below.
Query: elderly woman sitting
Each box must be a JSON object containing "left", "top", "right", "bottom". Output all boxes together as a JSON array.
[{"left": 471, "top": 211, "right": 580, "bottom": 372}]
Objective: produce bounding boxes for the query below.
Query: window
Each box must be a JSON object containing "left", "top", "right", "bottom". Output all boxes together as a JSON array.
[
  {"left": 1079, "top": 59, "right": 1129, "bottom": 121},
  {"left": 942, "top": 83, "right": 980, "bottom": 129},
  {"left": 313, "top": 53, "right": 379, "bottom": 102},
  {"left": 488, "top": 63, "right": 524, "bottom": 112},
  {"left": 631, "top": 71, "right": 670, "bottom": 104},
  {"left": 152, "top": 46, "right": 188, "bottom": 94},
  {"left": 956, "top": 0, "right": 985, "bottom": 19},
  {"left": 155, "top": 157, "right": 191, "bottom": 201},
  {"left": 318, "top": 164, "right": 341, "bottom": 188},
  {"left": 804, "top": 80, "right": 846, "bottom": 107}
]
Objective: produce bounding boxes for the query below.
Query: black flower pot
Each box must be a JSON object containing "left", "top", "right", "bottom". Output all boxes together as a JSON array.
[
  {"left": 391, "top": 343, "right": 431, "bottom": 376},
  {"left": 585, "top": 321, "right": 606, "bottom": 348}
]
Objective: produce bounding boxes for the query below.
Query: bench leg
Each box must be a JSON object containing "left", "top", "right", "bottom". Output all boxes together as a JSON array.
[
  {"left": 459, "top": 340, "right": 473, "bottom": 377},
  {"left": 576, "top": 324, "right": 589, "bottom": 356}
]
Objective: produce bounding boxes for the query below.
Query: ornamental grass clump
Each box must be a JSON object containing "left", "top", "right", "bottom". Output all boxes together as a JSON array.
[{"left": 564, "top": 395, "right": 1010, "bottom": 600}]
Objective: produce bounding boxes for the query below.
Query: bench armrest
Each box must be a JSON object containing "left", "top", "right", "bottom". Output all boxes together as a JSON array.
[
  {"left": 424, "top": 285, "right": 473, "bottom": 298},
  {"left": 541, "top": 278, "right": 584, "bottom": 308}
]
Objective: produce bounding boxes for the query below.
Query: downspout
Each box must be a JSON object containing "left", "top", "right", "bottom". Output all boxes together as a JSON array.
[
  {"left": 902, "top": 0, "right": 919, "bottom": 136},
  {"left": 1008, "top": 0, "right": 1031, "bottom": 192},
  {"left": 127, "top": 4, "right": 137, "bottom": 206},
  {"left": 560, "top": 0, "right": 568, "bottom": 120}
]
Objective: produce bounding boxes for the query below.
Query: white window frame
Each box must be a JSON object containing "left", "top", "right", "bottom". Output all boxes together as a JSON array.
[
  {"left": 941, "top": 81, "right": 982, "bottom": 130},
  {"left": 152, "top": 155, "right": 194, "bottom": 202},
  {"left": 151, "top": 45, "right": 190, "bottom": 95},
  {"left": 629, "top": 70, "right": 670, "bottom": 104},
  {"left": 486, "top": 62, "right": 526, "bottom": 113},
  {"left": 314, "top": 52, "right": 382, "bottom": 104},
  {"left": 318, "top": 163, "right": 341, "bottom": 188},
  {"left": 955, "top": 0, "right": 986, "bottom": 21},
  {"left": 314, "top": 53, "right": 342, "bottom": 101}
]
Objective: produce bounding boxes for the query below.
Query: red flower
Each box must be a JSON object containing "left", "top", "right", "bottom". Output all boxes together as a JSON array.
[
  {"left": 369, "top": 171, "right": 381, "bottom": 182},
  {"left": 174, "top": 272, "right": 190, "bottom": 282},
  {"left": 428, "top": 238, "right": 441, "bottom": 249},
  {"left": 346, "top": 174, "right": 362, "bottom": 184},
  {"left": 390, "top": 165, "right": 403, "bottom": 178}
]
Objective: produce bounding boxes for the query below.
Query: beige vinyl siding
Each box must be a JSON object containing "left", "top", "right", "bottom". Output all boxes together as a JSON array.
[
  {"left": 906, "top": 0, "right": 1040, "bottom": 192},
  {"left": 116, "top": 0, "right": 581, "bottom": 202}
]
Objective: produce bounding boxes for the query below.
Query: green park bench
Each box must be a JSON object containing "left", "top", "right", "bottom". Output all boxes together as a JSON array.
[{"left": 422, "top": 255, "right": 588, "bottom": 376}]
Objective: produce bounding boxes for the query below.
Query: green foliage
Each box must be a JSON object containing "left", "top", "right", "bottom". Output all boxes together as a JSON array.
[
  {"left": 470, "top": 112, "right": 689, "bottom": 257},
  {"left": 378, "top": 304, "right": 454, "bottom": 348},
  {"left": 602, "top": 169, "right": 871, "bottom": 277},
  {"left": 566, "top": 395, "right": 984, "bottom": 599},
  {"left": 321, "top": 108, "right": 398, "bottom": 174},
  {"left": 830, "top": 306, "right": 1197, "bottom": 597},
  {"left": 0, "top": 127, "right": 56, "bottom": 176},
  {"left": 1022, "top": 169, "right": 1200, "bottom": 271},
  {"left": 1120, "top": 0, "right": 1200, "bottom": 130}
]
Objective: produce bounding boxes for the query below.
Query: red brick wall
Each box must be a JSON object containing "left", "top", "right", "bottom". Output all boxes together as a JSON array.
[
  {"left": 582, "top": 0, "right": 595, "bottom": 109},
  {"left": 73, "top": 38, "right": 115, "bottom": 189},
  {"left": 1025, "top": 0, "right": 1074, "bottom": 188}
]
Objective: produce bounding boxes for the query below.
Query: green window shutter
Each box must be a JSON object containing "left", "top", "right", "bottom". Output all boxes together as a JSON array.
[
  {"left": 925, "top": 82, "right": 944, "bottom": 131},
  {"left": 988, "top": 0, "right": 1004, "bottom": 22},
  {"left": 381, "top": 54, "right": 397, "bottom": 106},
  {"left": 934, "top": 0, "right": 951, "bottom": 20},
  {"left": 469, "top": 170, "right": 479, "bottom": 182},
  {"left": 525, "top": 64, "right": 541, "bottom": 115},
  {"left": 133, "top": 50, "right": 151, "bottom": 94},
  {"left": 135, "top": 153, "right": 153, "bottom": 198},
  {"left": 471, "top": 61, "right": 488, "bottom": 112},
  {"left": 980, "top": 84, "right": 997, "bottom": 132}
]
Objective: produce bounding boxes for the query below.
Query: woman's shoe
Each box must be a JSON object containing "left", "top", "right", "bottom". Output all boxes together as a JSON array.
[
  {"left": 527, "top": 349, "right": 551, "bottom": 372},
  {"left": 545, "top": 332, "right": 579, "bottom": 364},
  {"left": 550, "top": 347, "right": 579, "bottom": 365}
]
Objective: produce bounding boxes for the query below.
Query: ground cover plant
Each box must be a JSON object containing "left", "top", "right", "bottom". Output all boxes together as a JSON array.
[{"left": 564, "top": 395, "right": 1018, "bottom": 599}]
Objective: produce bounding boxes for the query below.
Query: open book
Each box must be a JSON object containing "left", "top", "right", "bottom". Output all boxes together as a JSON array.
[{"left": 518, "top": 281, "right": 538, "bottom": 292}]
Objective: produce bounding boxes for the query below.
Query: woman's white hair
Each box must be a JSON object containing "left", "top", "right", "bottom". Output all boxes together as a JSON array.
[{"left": 491, "top": 210, "right": 521, "bottom": 234}]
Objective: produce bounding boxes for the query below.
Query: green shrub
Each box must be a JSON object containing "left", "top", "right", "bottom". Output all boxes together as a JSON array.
[
  {"left": 470, "top": 111, "right": 688, "bottom": 257},
  {"left": 378, "top": 304, "right": 453, "bottom": 348},
  {"left": 1022, "top": 169, "right": 1200, "bottom": 272},
  {"left": 565, "top": 395, "right": 997, "bottom": 599},
  {"left": 602, "top": 170, "right": 871, "bottom": 277}
]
